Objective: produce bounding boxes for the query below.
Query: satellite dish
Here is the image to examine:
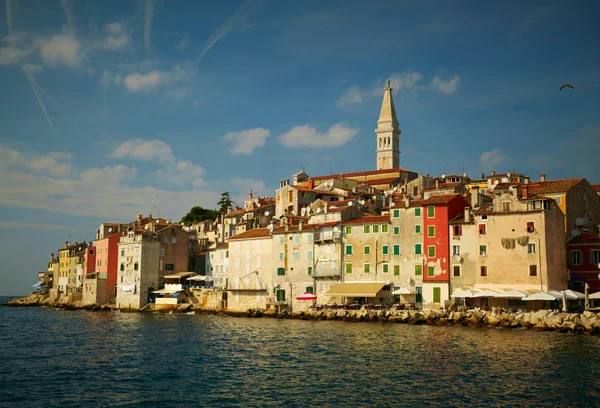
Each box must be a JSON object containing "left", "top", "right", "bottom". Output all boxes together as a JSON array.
[
  {"left": 390, "top": 202, "right": 396, "bottom": 207},
  {"left": 145, "top": 225, "right": 149, "bottom": 230},
  {"left": 348, "top": 201, "right": 353, "bottom": 206},
  {"left": 108, "top": 227, "right": 113, "bottom": 232},
  {"left": 575, "top": 218, "right": 584, "bottom": 226},
  {"left": 257, "top": 203, "right": 261, "bottom": 208},
  {"left": 300, "top": 208, "right": 306, "bottom": 216},
  {"left": 264, "top": 211, "right": 270, "bottom": 216},
  {"left": 156, "top": 220, "right": 159, "bottom": 223}
]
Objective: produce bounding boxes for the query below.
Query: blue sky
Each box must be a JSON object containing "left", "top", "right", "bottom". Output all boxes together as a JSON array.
[{"left": 1, "top": 0, "right": 599, "bottom": 295}]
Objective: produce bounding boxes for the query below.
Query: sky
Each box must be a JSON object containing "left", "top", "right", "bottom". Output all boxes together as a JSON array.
[{"left": 1, "top": 0, "right": 599, "bottom": 295}]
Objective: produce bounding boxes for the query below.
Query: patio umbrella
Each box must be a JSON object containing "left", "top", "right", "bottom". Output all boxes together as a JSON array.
[
  {"left": 521, "top": 292, "right": 561, "bottom": 301},
  {"left": 472, "top": 290, "right": 500, "bottom": 298},
  {"left": 585, "top": 283, "right": 590, "bottom": 311},
  {"left": 451, "top": 289, "right": 476, "bottom": 298},
  {"left": 589, "top": 291, "right": 600, "bottom": 300},
  {"left": 492, "top": 290, "right": 528, "bottom": 298},
  {"left": 296, "top": 292, "right": 317, "bottom": 301},
  {"left": 392, "top": 288, "right": 415, "bottom": 295}
]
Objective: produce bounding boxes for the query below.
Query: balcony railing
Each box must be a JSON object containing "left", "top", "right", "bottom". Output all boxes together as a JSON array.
[
  {"left": 314, "top": 262, "right": 341, "bottom": 277},
  {"left": 313, "top": 231, "right": 341, "bottom": 242}
]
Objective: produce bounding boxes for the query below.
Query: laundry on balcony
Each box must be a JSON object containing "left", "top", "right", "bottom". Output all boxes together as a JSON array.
[{"left": 501, "top": 238, "right": 516, "bottom": 249}]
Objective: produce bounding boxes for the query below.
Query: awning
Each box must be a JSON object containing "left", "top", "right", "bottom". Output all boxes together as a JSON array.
[
  {"left": 152, "top": 288, "right": 178, "bottom": 294},
  {"left": 392, "top": 288, "right": 415, "bottom": 295},
  {"left": 326, "top": 283, "right": 386, "bottom": 297},
  {"left": 472, "top": 290, "right": 500, "bottom": 298},
  {"left": 188, "top": 275, "right": 214, "bottom": 281},
  {"left": 522, "top": 292, "right": 561, "bottom": 301},
  {"left": 164, "top": 272, "right": 195, "bottom": 279},
  {"left": 493, "top": 290, "right": 528, "bottom": 298},
  {"left": 32, "top": 281, "right": 46, "bottom": 288}
]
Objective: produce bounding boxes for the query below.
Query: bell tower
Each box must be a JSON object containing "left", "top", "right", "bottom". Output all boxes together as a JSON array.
[{"left": 375, "top": 77, "right": 401, "bottom": 170}]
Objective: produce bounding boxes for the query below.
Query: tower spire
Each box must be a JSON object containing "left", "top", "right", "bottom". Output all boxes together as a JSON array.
[{"left": 375, "top": 77, "right": 401, "bottom": 170}]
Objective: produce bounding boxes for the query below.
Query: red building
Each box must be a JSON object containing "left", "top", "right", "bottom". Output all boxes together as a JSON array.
[
  {"left": 567, "top": 233, "right": 600, "bottom": 292},
  {"left": 85, "top": 246, "right": 96, "bottom": 276}
]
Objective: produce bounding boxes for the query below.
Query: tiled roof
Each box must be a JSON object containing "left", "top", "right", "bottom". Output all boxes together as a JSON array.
[
  {"left": 424, "top": 182, "right": 460, "bottom": 191},
  {"left": 449, "top": 214, "right": 475, "bottom": 225},
  {"left": 485, "top": 172, "right": 527, "bottom": 179},
  {"left": 343, "top": 215, "right": 390, "bottom": 225},
  {"left": 409, "top": 194, "right": 463, "bottom": 207},
  {"left": 290, "top": 185, "right": 343, "bottom": 195},
  {"left": 225, "top": 208, "right": 247, "bottom": 217},
  {"left": 526, "top": 178, "right": 584, "bottom": 195},
  {"left": 493, "top": 182, "right": 519, "bottom": 190},
  {"left": 228, "top": 228, "right": 271, "bottom": 240},
  {"left": 215, "top": 242, "right": 229, "bottom": 249},
  {"left": 310, "top": 167, "right": 416, "bottom": 181},
  {"left": 359, "top": 177, "right": 401, "bottom": 186},
  {"left": 591, "top": 184, "right": 600, "bottom": 192}
]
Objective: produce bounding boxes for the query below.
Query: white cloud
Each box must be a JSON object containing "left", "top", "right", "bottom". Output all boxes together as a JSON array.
[
  {"left": 279, "top": 122, "right": 358, "bottom": 148},
  {"left": 222, "top": 127, "right": 270, "bottom": 155},
  {"left": 26, "top": 152, "right": 72, "bottom": 177},
  {"left": 59, "top": 0, "right": 76, "bottom": 32},
  {"left": 430, "top": 75, "right": 460, "bottom": 95},
  {"left": 80, "top": 164, "right": 136, "bottom": 186},
  {"left": 479, "top": 148, "right": 504, "bottom": 169},
  {"left": 165, "top": 88, "right": 191, "bottom": 100},
  {"left": 156, "top": 160, "right": 205, "bottom": 188},
  {"left": 99, "top": 70, "right": 121, "bottom": 86},
  {"left": 40, "top": 33, "right": 82, "bottom": 67},
  {"left": 386, "top": 72, "right": 423, "bottom": 93},
  {"left": 96, "top": 22, "right": 131, "bottom": 51},
  {"left": 109, "top": 139, "right": 175, "bottom": 163},
  {"left": 122, "top": 65, "right": 193, "bottom": 93},
  {"left": 0, "top": 43, "right": 30, "bottom": 65},
  {"left": 336, "top": 86, "right": 364, "bottom": 107},
  {"left": 0, "top": 145, "right": 20, "bottom": 169}
]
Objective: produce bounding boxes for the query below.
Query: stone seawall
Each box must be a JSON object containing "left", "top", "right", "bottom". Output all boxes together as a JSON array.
[{"left": 5, "top": 294, "right": 600, "bottom": 335}]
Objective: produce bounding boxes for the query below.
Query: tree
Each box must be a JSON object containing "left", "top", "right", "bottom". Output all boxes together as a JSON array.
[
  {"left": 218, "top": 192, "right": 233, "bottom": 215},
  {"left": 179, "top": 206, "right": 219, "bottom": 226}
]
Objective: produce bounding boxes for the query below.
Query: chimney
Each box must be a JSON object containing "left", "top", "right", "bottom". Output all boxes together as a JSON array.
[
  {"left": 491, "top": 170, "right": 496, "bottom": 176},
  {"left": 65, "top": 241, "right": 70, "bottom": 248},
  {"left": 471, "top": 186, "right": 480, "bottom": 208},
  {"left": 50, "top": 253, "right": 54, "bottom": 262},
  {"left": 404, "top": 196, "right": 410, "bottom": 208},
  {"left": 540, "top": 174, "right": 546, "bottom": 182},
  {"left": 464, "top": 207, "right": 471, "bottom": 222},
  {"left": 137, "top": 214, "right": 142, "bottom": 223},
  {"left": 307, "top": 178, "right": 314, "bottom": 189},
  {"left": 435, "top": 180, "right": 439, "bottom": 189},
  {"left": 524, "top": 177, "right": 529, "bottom": 184},
  {"left": 299, "top": 221, "right": 303, "bottom": 231},
  {"left": 522, "top": 185, "right": 528, "bottom": 200}
]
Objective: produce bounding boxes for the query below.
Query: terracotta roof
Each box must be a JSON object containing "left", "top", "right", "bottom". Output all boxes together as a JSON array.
[
  {"left": 310, "top": 167, "right": 416, "bottom": 181},
  {"left": 409, "top": 194, "right": 464, "bottom": 207},
  {"left": 526, "top": 178, "right": 584, "bottom": 195},
  {"left": 493, "top": 182, "right": 519, "bottom": 190},
  {"left": 359, "top": 177, "right": 401, "bottom": 186},
  {"left": 215, "top": 243, "right": 229, "bottom": 249},
  {"left": 424, "top": 182, "right": 460, "bottom": 191},
  {"left": 228, "top": 228, "right": 271, "bottom": 240},
  {"left": 290, "top": 185, "right": 342, "bottom": 195},
  {"left": 449, "top": 214, "right": 475, "bottom": 225},
  {"left": 343, "top": 215, "right": 390, "bottom": 225},
  {"left": 485, "top": 172, "right": 527, "bottom": 179},
  {"left": 591, "top": 184, "right": 600, "bottom": 192},
  {"left": 225, "top": 208, "right": 247, "bottom": 217}
]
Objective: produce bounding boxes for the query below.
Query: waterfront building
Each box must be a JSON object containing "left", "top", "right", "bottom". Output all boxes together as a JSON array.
[
  {"left": 593, "top": 184, "right": 600, "bottom": 196},
  {"left": 156, "top": 224, "right": 191, "bottom": 288},
  {"left": 116, "top": 230, "right": 160, "bottom": 309},
  {"left": 82, "top": 232, "right": 121, "bottom": 305},
  {"left": 449, "top": 186, "right": 568, "bottom": 299},
  {"left": 226, "top": 228, "right": 272, "bottom": 312},
  {"left": 205, "top": 242, "right": 229, "bottom": 289},
  {"left": 567, "top": 233, "right": 600, "bottom": 292},
  {"left": 66, "top": 242, "right": 88, "bottom": 294},
  {"left": 47, "top": 253, "right": 58, "bottom": 289},
  {"left": 57, "top": 243, "right": 71, "bottom": 294}
]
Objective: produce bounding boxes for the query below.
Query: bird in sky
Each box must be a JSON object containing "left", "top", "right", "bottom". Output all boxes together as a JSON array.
[{"left": 559, "top": 84, "right": 575, "bottom": 91}]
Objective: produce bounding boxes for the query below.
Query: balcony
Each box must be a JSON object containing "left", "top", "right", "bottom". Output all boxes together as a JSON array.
[
  {"left": 313, "top": 231, "right": 341, "bottom": 243},
  {"left": 313, "top": 262, "right": 341, "bottom": 278}
]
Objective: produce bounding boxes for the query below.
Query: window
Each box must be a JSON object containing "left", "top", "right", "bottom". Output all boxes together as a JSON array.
[
  {"left": 428, "top": 226, "right": 435, "bottom": 237},
  {"left": 293, "top": 251, "right": 300, "bottom": 261},
  {"left": 120, "top": 264, "right": 124, "bottom": 271},
  {"left": 428, "top": 246, "right": 436, "bottom": 257},
  {"left": 394, "top": 265, "right": 400, "bottom": 276},
  {"left": 363, "top": 225, "right": 371, "bottom": 234},
  {"left": 363, "top": 246, "right": 370, "bottom": 255},
  {"left": 427, "top": 266, "right": 435, "bottom": 277},
  {"left": 121, "top": 250, "right": 124, "bottom": 256},
  {"left": 165, "top": 263, "right": 174, "bottom": 271},
  {"left": 453, "top": 225, "right": 462, "bottom": 236},
  {"left": 279, "top": 252, "right": 284, "bottom": 260},
  {"left": 381, "top": 225, "right": 388, "bottom": 233},
  {"left": 276, "top": 289, "right": 286, "bottom": 302},
  {"left": 569, "top": 250, "right": 582, "bottom": 265},
  {"left": 346, "top": 245, "right": 353, "bottom": 255},
  {"left": 308, "top": 250, "right": 313, "bottom": 260},
  {"left": 453, "top": 245, "right": 460, "bottom": 256},
  {"left": 306, "top": 286, "right": 314, "bottom": 295},
  {"left": 372, "top": 225, "right": 379, "bottom": 234},
  {"left": 415, "top": 265, "right": 422, "bottom": 276},
  {"left": 134, "top": 263, "right": 138, "bottom": 271},
  {"left": 160, "top": 249, "right": 165, "bottom": 257},
  {"left": 277, "top": 267, "right": 285, "bottom": 276},
  {"left": 382, "top": 245, "right": 389, "bottom": 255},
  {"left": 160, "top": 260, "right": 163, "bottom": 270},
  {"left": 526, "top": 222, "right": 535, "bottom": 233},
  {"left": 415, "top": 244, "right": 422, "bottom": 255},
  {"left": 363, "top": 263, "right": 371, "bottom": 273},
  {"left": 453, "top": 265, "right": 461, "bottom": 277},
  {"left": 480, "top": 266, "right": 487, "bottom": 276},
  {"left": 393, "top": 244, "right": 400, "bottom": 255},
  {"left": 502, "top": 201, "right": 511, "bottom": 212},
  {"left": 345, "top": 263, "right": 352, "bottom": 274},
  {"left": 393, "top": 227, "right": 400, "bottom": 235},
  {"left": 415, "top": 225, "right": 421, "bottom": 234},
  {"left": 529, "top": 265, "right": 538, "bottom": 276},
  {"left": 427, "top": 206, "right": 435, "bottom": 218},
  {"left": 382, "top": 264, "right": 389, "bottom": 273},
  {"left": 308, "top": 267, "right": 312, "bottom": 276},
  {"left": 345, "top": 226, "right": 352, "bottom": 235},
  {"left": 416, "top": 287, "right": 422, "bottom": 303},
  {"left": 294, "top": 234, "right": 300, "bottom": 244},
  {"left": 480, "top": 245, "right": 487, "bottom": 256},
  {"left": 527, "top": 243, "right": 536, "bottom": 254},
  {"left": 415, "top": 208, "right": 421, "bottom": 217},
  {"left": 393, "top": 209, "right": 400, "bottom": 218},
  {"left": 478, "top": 224, "right": 486, "bottom": 235},
  {"left": 307, "top": 234, "right": 312, "bottom": 243},
  {"left": 433, "top": 287, "right": 441, "bottom": 303},
  {"left": 591, "top": 250, "right": 600, "bottom": 265},
  {"left": 89, "top": 250, "right": 94, "bottom": 255}
]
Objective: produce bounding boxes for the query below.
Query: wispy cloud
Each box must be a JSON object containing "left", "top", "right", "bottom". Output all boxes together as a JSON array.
[
  {"left": 117, "top": 65, "right": 193, "bottom": 93},
  {"left": 222, "top": 128, "right": 270, "bottom": 155},
  {"left": 0, "top": 221, "right": 71, "bottom": 230},
  {"left": 26, "top": 152, "right": 72, "bottom": 177},
  {"left": 279, "top": 122, "right": 358, "bottom": 148},
  {"left": 95, "top": 22, "right": 132, "bottom": 51},
  {"left": 479, "top": 148, "right": 504, "bottom": 170},
  {"left": 59, "top": 0, "right": 76, "bottom": 33},
  {"left": 144, "top": 0, "right": 154, "bottom": 55},
  {"left": 194, "top": 0, "right": 263, "bottom": 64},
  {"left": 429, "top": 75, "right": 460, "bottom": 95},
  {"left": 40, "top": 33, "right": 82, "bottom": 67},
  {"left": 336, "top": 86, "right": 364, "bottom": 107},
  {"left": 176, "top": 32, "right": 189, "bottom": 52},
  {"left": 5, "top": 0, "right": 13, "bottom": 37}
]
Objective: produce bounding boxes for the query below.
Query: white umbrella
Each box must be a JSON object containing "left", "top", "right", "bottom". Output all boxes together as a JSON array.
[
  {"left": 585, "top": 283, "right": 590, "bottom": 311},
  {"left": 392, "top": 288, "right": 415, "bottom": 295},
  {"left": 451, "top": 289, "right": 475, "bottom": 298},
  {"left": 493, "top": 290, "right": 528, "bottom": 298},
  {"left": 472, "top": 290, "right": 500, "bottom": 298},
  {"left": 522, "top": 292, "right": 561, "bottom": 301},
  {"left": 589, "top": 291, "right": 600, "bottom": 300}
]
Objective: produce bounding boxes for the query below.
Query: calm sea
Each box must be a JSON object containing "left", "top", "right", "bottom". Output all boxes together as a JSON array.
[{"left": 1, "top": 296, "right": 599, "bottom": 407}]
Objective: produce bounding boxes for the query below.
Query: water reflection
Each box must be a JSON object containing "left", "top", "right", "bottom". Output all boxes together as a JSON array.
[{"left": 1, "top": 307, "right": 600, "bottom": 407}]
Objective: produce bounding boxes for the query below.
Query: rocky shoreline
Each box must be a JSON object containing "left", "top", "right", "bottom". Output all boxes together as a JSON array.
[{"left": 5, "top": 294, "right": 600, "bottom": 335}]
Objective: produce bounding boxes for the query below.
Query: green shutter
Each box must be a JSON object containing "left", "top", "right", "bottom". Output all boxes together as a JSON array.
[
  {"left": 345, "top": 226, "right": 352, "bottom": 235},
  {"left": 416, "top": 287, "right": 423, "bottom": 302},
  {"left": 364, "top": 263, "right": 370, "bottom": 273},
  {"left": 394, "top": 265, "right": 400, "bottom": 276},
  {"left": 415, "top": 244, "right": 422, "bottom": 254},
  {"left": 428, "top": 266, "right": 435, "bottom": 277},
  {"left": 428, "top": 226, "right": 435, "bottom": 237},
  {"left": 415, "top": 225, "right": 421, "bottom": 233},
  {"left": 382, "top": 245, "right": 389, "bottom": 255},
  {"left": 415, "top": 208, "right": 421, "bottom": 216},
  {"left": 428, "top": 246, "right": 435, "bottom": 257},
  {"left": 415, "top": 265, "right": 422, "bottom": 276},
  {"left": 364, "top": 225, "right": 371, "bottom": 234},
  {"left": 383, "top": 264, "right": 389, "bottom": 273},
  {"left": 393, "top": 227, "right": 399, "bottom": 235},
  {"left": 307, "top": 267, "right": 312, "bottom": 276},
  {"left": 393, "top": 209, "right": 400, "bottom": 218},
  {"left": 428, "top": 206, "right": 435, "bottom": 217},
  {"left": 373, "top": 225, "right": 379, "bottom": 233},
  {"left": 345, "top": 263, "right": 352, "bottom": 274},
  {"left": 277, "top": 267, "right": 285, "bottom": 276},
  {"left": 433, "top": 287, "right": 441, "bottom": 303},
  {"left": 346, "top": 245, "right": 352, "bottom": 255},
  {"left": 382, "top": 225, "right": 388, "bottom": 233},
  {"left": 276, "top": 289, "right": 286, "bottom": 302},
  {"left": 364, "top": 246, "right": 370, "bottom": 255},
  {"left": 393, "top": 245, "right": 400, "bottom": 255},
  {"left": 306, "top": 286, "right": 314, "bottom": 294}
]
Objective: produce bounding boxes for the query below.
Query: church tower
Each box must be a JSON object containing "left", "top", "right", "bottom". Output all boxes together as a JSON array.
[{"left": 375, "top": 77, "right": 401, "bottom": 170}]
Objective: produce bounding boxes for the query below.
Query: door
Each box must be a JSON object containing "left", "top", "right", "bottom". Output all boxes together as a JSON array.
[{"left": 416, "top": 287, "right": 422, "bottom": 303}]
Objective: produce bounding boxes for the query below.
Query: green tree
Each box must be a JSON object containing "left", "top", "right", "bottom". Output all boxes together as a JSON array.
[
  {"left": 180, "top": 206, "right": 219, "bottom": 226},
  {"left": 218, "top": 192, "right": 233, "bottom": 214}
]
